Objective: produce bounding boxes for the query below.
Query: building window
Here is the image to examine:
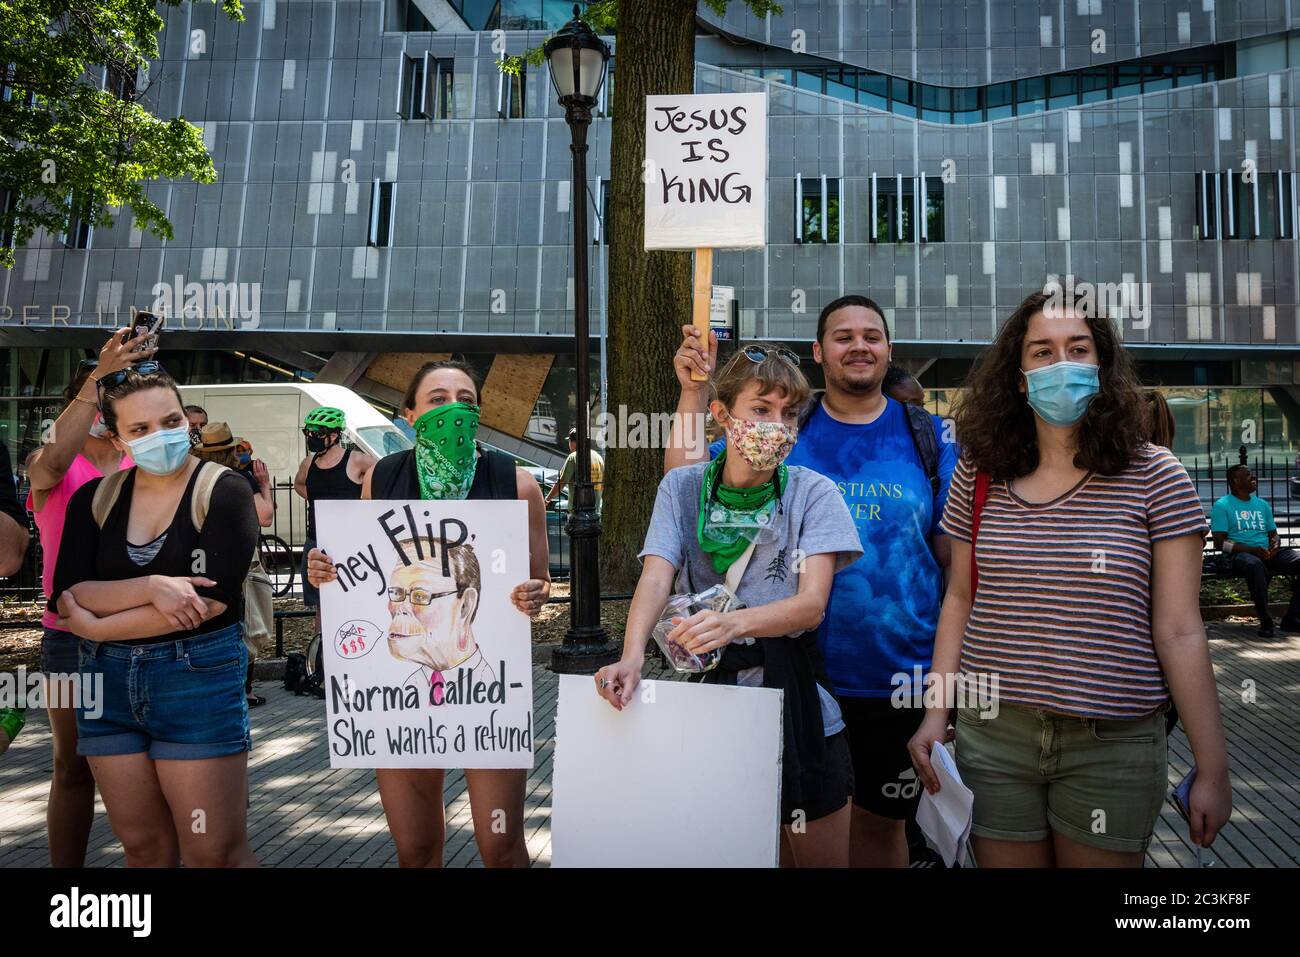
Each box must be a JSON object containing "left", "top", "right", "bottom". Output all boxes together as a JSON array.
[
  {"left": 498, "top": 53, "right": 525, "bottom": 118},
  {"left": 0, "top": 188, "right": 17, "bottom": 249},
  {"left": 396, "top": 0, "right": 433, "bottom": 31},
  {"left": 429, "top": 56, "right": 453, "bottom": 118},
  {"left": 1222, "top": 169, "right": 1242, "bottom": 240},
  {"left": 594, "top": 178, "right": 611, "bottom": 245},
  {"left": 1277, "top": 171, "right": 1295, "bottom": 239},
  {"left": 103, "top": 63, "right": 136, "bottom": 100},
  {"left": 397, "top": 53, "right": 452, "bottom": 119},
  {"left": 872, "top": 174, "right": 914, "bottom": 243},
  {"left": 62, "top": 193, "right": 93, "bottom": 249},
  {"left": 1196, "top": 171, "right": 1219, "bottom": 239},
  {"left": 368, "top": 180, "right": 394, "bottom": 247},
  {"left": 397, "top": 53, "right": 424, "bottom": 119},
  {"left": 921, "top": 176, "right": 944, "bottom": 243},
  {"left": 795, "top": 175, "right": 840, "bottom": 244},
  {"left": 598, "top": 62, "right": 613, "bottom": 117}
]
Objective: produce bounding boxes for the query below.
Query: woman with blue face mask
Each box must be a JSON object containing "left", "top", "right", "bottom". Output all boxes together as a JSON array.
[
  {"left": 47, "top": 364, "right": 260, "bottom": 867},
  {"left": 907, "top": 288, "right": 1232, "bottom": 869}
]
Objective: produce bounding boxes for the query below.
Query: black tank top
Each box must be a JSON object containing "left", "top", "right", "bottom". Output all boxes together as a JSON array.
[
  {"left": 369, "top": 447, "right": 518, "bottom": 502},
  {"left": 305, "top": 448, "right": 363, "bottom": 540}
]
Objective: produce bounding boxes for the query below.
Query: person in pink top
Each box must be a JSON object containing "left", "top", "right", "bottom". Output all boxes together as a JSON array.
[{"left": 24, "top": 327, "right": 155, "bottom": 867}]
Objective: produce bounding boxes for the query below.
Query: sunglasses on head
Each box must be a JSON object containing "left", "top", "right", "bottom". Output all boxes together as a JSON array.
[
  {"left": 742, "top": 345, "right": 800, "bottom": 367},
  {"left": 95, "top": 360, "right": 163, "bottom": 408}
]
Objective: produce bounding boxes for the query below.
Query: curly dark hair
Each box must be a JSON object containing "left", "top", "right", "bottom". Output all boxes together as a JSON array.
[{"left": 952, "top": 288, "right": 1148, "bottom": 480}]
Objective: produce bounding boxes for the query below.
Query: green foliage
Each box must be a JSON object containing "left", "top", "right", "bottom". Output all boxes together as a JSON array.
[
  {"left": 500, "top": 0, "right": 782, "bottom": 76},
  {"left": 0, "top": 0, "right": 243, "bottom": 268}
]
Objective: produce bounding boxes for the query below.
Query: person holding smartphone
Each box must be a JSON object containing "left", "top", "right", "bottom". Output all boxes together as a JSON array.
[
  {"left": 49, "top": 362, "right": 260, "bottom": 867},
  {"left": 23, "top": 327, "right": 153, "bottom": 866}
]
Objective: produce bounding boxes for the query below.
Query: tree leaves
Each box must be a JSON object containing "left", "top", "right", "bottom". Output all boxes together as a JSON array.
[{"left": 0, "top": 0, "right": 243, "bottom": 267}]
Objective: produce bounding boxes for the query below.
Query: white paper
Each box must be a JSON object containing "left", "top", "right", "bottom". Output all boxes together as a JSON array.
[
  {"left": 914, "top": 740, "right": 973, "bottom": 868},
  {"left": 316, "top": 499, "right": 534, "bottom": 769},
  {"left": 643, "top": 92, "right": 767, "bottom": 250},
  {"left": 551, "top": 676, "right": 783, "bottom": 867}
]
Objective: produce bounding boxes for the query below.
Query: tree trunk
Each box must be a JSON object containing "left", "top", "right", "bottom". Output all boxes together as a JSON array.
[{"left": 600, "top": 0, "right": 698, "bottom": 591}]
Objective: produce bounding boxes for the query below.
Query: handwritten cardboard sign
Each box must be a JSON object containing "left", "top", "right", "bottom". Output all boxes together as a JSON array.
[
  {"left": 316, "top": 499, "right": 534, "bottom": 769},
  {"left": 643, "top": 92, "right": 767, "bottom": 250}
]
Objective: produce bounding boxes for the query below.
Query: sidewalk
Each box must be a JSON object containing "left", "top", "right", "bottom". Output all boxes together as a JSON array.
[{"left": 0, "top": 623, "right": 1297, "bottom": 868}]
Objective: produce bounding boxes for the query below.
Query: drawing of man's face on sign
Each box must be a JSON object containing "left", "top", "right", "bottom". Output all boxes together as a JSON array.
[{"left": 386, "top": 538, "right": 481, "bottom": 672}]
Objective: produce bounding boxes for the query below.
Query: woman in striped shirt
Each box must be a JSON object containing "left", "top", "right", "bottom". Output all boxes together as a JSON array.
[{"left": 908, "top": 289, "right": 1232, "bottom": 867}]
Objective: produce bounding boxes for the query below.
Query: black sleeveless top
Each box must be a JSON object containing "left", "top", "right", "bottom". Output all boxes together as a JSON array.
[
  {"left": 306, "top": 448, "right": 363, "bottom": 540},
  {"left": 369, "top": 446, "right": 518, "bottom": 502}
]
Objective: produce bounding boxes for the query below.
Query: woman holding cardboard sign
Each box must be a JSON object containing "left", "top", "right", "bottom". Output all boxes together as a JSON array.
[
  {"left": 595, "top": 348, "right": 863, "bottom": 867},
  {"left": 306, "top": 359, "right": 550, "bottom": 868}
]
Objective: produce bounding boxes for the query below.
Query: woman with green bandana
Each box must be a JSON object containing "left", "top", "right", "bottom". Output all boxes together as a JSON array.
[
  {"left": 305, "top": 359, "right": 550, "bottom": 868},
  {"left": 595, "top": 346, "right": 863, "bottom": 867}
]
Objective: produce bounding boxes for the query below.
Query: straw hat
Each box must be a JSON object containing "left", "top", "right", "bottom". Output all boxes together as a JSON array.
[{"left": 198, "top": 421, "right": 238, "bottom": 452}]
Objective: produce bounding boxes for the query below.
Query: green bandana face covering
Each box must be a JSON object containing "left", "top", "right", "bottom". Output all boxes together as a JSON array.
[
  {"left": 413, "top": 402, "right": 481, "bottom": 500},
  {"left": 697, "top": 451, "right": 787, "bottom": 574}
]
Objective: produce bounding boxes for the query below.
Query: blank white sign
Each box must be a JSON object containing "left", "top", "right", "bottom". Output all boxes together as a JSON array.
[{"left": 551, "top": 675, "right": 783, "bottom": 868}]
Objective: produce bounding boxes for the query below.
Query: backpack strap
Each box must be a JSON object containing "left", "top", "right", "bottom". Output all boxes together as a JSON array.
[
  {"left": 190, "top": 460, "right": 232, "bottom": 533},
  {"left": 904, "top": 402, "right": 941, "bottom": 497},
  {"left": 970, "top": 470, "right": 991, "bottom": 595},
  {"left": 90, "top": 469, "right": 131, "bottom": 529}
]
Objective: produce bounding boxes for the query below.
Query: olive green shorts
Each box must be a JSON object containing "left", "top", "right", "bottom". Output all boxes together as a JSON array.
[{"left": 954, "top": 703, "right": 1168, "bottom": 854}]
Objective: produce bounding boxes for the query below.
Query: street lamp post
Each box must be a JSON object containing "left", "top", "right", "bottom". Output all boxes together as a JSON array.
[{"left": 545, "top": 6, "right": 619, "bottom": 674}]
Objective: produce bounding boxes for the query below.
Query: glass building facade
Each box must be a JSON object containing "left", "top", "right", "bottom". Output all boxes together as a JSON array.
[{"left": 5, "top": 0, "right": 1300, "bottom": 467}]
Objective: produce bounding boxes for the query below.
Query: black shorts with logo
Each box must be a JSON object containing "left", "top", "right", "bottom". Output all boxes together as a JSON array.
[{"left": 836, "top": 694, "right": 926, "bottom": 819}]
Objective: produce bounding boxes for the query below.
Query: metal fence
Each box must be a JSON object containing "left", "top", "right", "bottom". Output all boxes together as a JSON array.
[
  {"left": 14, "top": 455, "right": 1282, "bottom": 603},
  {"left": 1183, "top": 455, "right": 1299, "bottom": 549},
  {"left": 2, "top": 476, "right": 575, "bottom": 603}
]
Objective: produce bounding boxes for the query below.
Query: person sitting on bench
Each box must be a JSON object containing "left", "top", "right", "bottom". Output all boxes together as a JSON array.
[{"left": 1211, "top": 464, "right": 1300, "bottom": 637}]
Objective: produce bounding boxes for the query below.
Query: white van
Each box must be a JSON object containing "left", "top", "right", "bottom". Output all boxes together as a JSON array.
[{"left": 177, "top": 382, "right": 412, "bottom": 549}]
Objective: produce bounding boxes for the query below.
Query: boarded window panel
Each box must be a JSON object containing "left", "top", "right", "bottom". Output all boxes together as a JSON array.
[{"left": 480, "top": 354, "right": 557, "bottom": 437}]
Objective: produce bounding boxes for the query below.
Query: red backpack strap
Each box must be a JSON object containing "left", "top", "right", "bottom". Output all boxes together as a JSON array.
[{"left": 970, "top": 470, "right": 991, "bottom": 595}]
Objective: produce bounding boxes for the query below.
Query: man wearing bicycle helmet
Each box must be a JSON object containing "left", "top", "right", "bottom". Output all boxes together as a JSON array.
[{"left": 293, "top": 407, "right": 376, "bottom": 627}]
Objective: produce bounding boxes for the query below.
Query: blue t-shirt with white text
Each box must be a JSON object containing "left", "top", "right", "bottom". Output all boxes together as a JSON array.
[{"left": 710, "top": 397, "right": 956, "bottom": 696}]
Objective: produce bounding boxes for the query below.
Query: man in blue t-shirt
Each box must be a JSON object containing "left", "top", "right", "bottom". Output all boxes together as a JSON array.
[
  {"left": 1211, "top": 463, "right": 1300, "bottom": 637},
  {"left": 666, "top": 295, "right": 956, "bottom": 867}
]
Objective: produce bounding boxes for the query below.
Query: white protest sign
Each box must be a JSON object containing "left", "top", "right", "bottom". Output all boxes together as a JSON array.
[
  {"left": 551, "top": 676, "right": 783, "bottom": 867},
  {"left": 316, "top": 499, "right": 534, "bottom": 770},
  {"left": 643, "top": 91, "right": 767, "bottom": 250}
]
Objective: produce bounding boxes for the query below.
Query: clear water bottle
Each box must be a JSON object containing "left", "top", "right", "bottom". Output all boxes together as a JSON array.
[{"left": 0, "top": 707, "right": 26, "bottom": 755}]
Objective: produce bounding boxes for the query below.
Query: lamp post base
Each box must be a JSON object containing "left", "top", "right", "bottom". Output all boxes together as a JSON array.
[{"left": 550, "top": 624, "right": 619, "bottom": 674}]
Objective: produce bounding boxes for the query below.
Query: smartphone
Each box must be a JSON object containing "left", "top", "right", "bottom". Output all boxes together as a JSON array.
[
  {"left": 1170, "top": 766, "right": 1196, "bottom": 821},
  {"left": 122, "top": 311, "right": 163, "bottom": 351},
  {"left": 1170, "top": 766, "right": 1206, "bottom": 866}
]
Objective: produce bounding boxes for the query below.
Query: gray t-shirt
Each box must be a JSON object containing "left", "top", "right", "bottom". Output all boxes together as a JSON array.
[{"left": 639, "top": 463, "right": 863, "bottom": 735}]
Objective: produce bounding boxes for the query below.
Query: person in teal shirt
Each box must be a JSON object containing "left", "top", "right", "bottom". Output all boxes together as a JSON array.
[{"left": 1211, "top": 464, "right": 1300, "bottom": 636}]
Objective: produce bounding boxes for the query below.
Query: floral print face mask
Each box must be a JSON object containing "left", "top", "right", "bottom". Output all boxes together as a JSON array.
[{"left": 721, "top": 413, "right": 797, "bottom": 471}]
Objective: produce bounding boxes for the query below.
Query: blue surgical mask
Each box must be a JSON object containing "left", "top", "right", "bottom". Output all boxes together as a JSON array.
[
  {"left": 127, "top": 425, "right": 194, "bottom": 475},
  {"left": 237, "top": 452, "right": 252, "bottom": 466},
  {"left": 1022, "top": 360, "right": 1100, "bottom": 427}
]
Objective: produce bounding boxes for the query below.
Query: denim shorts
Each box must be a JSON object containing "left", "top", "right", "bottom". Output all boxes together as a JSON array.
[
  {"left": 300, "top": 538, "right": 319, "bottom": 608},
  {"left": 955, "top": 703, "right": 1168, "bottom": 854},
  {"left": 76, "top": 622, "right": 252, "bottom": 760},
  {"left": 41, "top": 626, "right": 81, "bottom": 676}
]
